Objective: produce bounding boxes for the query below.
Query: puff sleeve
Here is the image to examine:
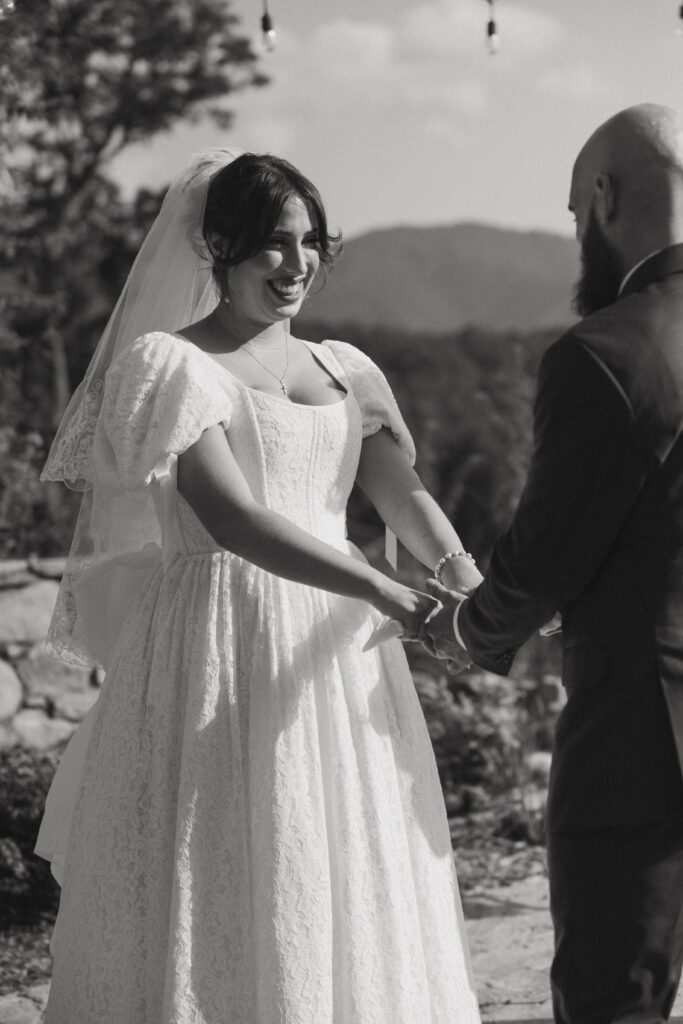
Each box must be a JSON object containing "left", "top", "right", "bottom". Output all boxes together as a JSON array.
[
  {"left": 322, "top": 340, "right": 416, "bottom": 464},
  {"left": 99, "top": 332, "right": 232, "bottom": 489}
]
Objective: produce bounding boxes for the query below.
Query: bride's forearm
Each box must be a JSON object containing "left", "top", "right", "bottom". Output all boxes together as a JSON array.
[
  {"left": 356, "top": 429, "right": 474, "bottom": 574},
  {"left": 381, "top": 487, "right": 467, "bottom": 571},
  {"left": 209, "top": 500, "right": 384, "bottom": 602}
]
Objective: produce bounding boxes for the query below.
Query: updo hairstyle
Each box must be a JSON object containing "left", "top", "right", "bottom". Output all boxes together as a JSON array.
[{"left": 203, "top": 153, "right": 341, "bottom": 295}]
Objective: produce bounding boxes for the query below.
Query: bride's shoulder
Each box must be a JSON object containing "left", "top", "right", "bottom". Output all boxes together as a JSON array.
[
  {"left": 316, "top": 339, "right": 382, "bottom": 377},
  {"left": 109, "top": 331, "right": 208, "bottom": 381},
  {"left": 103, "top": 332, "right": 230, "bottom": 418},
  {"left": 118, "top": 329, "right": 186, "bottom": 361},
  {"left": 314, "top": 339, "right": 414, "bottom": 460}
]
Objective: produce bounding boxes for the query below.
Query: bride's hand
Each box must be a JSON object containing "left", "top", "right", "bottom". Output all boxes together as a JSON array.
[
  {"left": 439, "top": 555, "right": 483, "bottom": 595},
  {"left": 372, "top": 578, "right": 440, "bottom": 640}
]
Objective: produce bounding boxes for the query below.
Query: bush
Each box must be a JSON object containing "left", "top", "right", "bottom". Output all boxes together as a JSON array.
[
  {"left": 0, "top": 746, "right": 61, "bottom": 916},
  {"left": 412, "top": 665, "right": 525, "bottom": 790},
  {"left": 407, "top": 642, "right": 563, "bottom": 817}
]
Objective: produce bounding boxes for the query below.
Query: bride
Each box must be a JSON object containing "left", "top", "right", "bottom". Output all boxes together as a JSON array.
[{"left": 37, "top": 148, "right": 482, "bottom": 1023}]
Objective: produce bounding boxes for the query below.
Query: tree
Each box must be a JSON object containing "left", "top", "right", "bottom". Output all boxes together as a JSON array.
[
  {"left": 1, "top": 0, "right": 264, "bottom": 421},
  {"left": 0, "top": 0, "right": 265, "bottom": 554}
]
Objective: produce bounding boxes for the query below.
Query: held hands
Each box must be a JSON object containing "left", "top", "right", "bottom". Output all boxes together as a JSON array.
[
  {"left": 420, "top": 579, "right": 473, "bottom": 674},
  {"left": 395, "top": 588, "right": 442, "bottom": 642},
  {"left": 369, "top": 555, "right": 483, "bottom": 660},
  {"left": 372, "top": 578, "right": 441, "bottom": 642}
]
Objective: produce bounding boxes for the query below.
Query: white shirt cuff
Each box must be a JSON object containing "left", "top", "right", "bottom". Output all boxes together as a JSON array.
[{"left": 452, "top": 601, "right": 467, "bottom": 649}]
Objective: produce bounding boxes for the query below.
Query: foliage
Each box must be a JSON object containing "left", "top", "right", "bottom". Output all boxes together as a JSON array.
[
  {"left": 405, "top": 639, "right": 563, "bottom": 827},
  {"left": 0, "top": 0, "right": 264, "bottom": 400},
  {"left": 0, "top": 0, "right": 265, "bottom": 552},
  {"left": 298, "top": 318, "right": 556, "bottom": 563},
  {"left": 0, "top": 746, "right": 62, "bottom": 915}
]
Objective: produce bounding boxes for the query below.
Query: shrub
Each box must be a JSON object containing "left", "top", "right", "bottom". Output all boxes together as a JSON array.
[
  {"left": 0, "top": 746, "right": 61, "bottom": 917},
  {"left": 407, "top": 643, "right": 563, "bottom": 818}
]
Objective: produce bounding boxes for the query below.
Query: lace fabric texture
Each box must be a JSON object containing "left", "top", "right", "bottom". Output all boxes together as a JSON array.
[
  {"left": 43, "top": 333, "right": 480, "bottom": 1024},
  {"left": 40, "top": 148, "right": 241, "bottom": 667}
]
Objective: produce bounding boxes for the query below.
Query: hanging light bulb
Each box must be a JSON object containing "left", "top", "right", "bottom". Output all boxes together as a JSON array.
[
  {"left": 0, "top": 0, "right": 16, "bottom": 18},
  {"left": 486, "top": 0, "right": 500, "bottom": 54},
  {"left": 261, "top": 1, "right": 276, "bottom": 52}
]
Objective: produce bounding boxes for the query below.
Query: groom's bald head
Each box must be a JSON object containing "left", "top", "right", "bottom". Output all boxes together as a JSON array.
[{"left": 569, "top": 104, "right": 683, "bottom": 316}]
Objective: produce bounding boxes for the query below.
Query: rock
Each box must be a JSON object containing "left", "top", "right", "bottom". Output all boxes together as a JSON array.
[
  {"left": 27, "top": 555, "right": 67, "bottom": 580},
  {"left": 54, "top": 688, "right": 99, "bottom": 722},
  {"left": 0, "top": 560, "right": 33, "bottom": 590},
  {"left": 23, "top": 693, "right": 50, "bottom": 711},
  {"left": 0, "top": 659, "right": 22, "bottom": 721},
  {"left": 15, "top": 646, "right": 91, "bottom": 703},
  {"left": 0, "top": 722, "right": 17, "bottom": 750},
  {"left": 0, "top": 994, "right": 41, "bottom": 1024},
  {"left": 12, "top": 709, "right": 76, "bottom": 750},
  {"left": 0, "top": 559, "right": 29, "bottom": 577},
  {"left": 24, "top": 983, "right": 50, "bottom": 1009},
  {"left": 0, "top": 581, "right": 59, "bottom": 646}
]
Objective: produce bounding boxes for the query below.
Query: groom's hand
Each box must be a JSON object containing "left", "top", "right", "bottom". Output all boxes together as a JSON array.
[{"left": 419, "top": 579, "right": 472, "bottom": 672}]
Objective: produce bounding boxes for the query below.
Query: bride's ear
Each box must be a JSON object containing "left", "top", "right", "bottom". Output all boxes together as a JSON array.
[{"left": 206, "top": 231, "right": 229, "bottom": 263}]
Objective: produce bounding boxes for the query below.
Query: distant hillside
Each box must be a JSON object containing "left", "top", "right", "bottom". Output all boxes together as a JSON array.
[{"left": 296, "top": 222, "right": 579, "bottom": 333}]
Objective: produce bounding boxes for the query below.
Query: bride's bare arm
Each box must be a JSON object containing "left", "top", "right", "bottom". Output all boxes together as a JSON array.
[
  {"left": 355, "top": 428, "right": 483, "bottom": 592},
  {"left": 176, "top": 423, "right": 436, "bottom": 632}
]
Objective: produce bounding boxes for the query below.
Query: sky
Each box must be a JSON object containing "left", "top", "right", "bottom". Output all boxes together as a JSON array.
[{"left": 111, "top": 0, "right": 683, "bottom": 240}]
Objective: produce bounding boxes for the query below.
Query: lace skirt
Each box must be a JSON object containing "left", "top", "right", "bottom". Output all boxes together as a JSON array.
[{"left": 43, "top": 551, "right": 480, "bottom": 1024}]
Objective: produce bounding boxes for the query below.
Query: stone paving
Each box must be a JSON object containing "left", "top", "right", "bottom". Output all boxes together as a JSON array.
[
  {"left": 2, "top": 874, "right": 683, "bottom": 1023},
  {"left": 466, "top": 874, "right": 683, "bottom": 1022}
]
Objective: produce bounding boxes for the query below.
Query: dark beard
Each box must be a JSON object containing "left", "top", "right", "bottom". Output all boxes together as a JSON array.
[{"left": 572, "top": 209, "right": 624, "bottom": 318}]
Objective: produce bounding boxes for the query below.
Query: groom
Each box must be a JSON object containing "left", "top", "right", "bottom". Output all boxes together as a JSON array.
[{"left": 424, "top": 103, "right": 683, "bottom": 1023}]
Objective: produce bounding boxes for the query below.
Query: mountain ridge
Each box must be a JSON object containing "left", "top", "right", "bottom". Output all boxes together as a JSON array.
[{"left": 296, "top": 222, "right": 580, "bottom": 334}]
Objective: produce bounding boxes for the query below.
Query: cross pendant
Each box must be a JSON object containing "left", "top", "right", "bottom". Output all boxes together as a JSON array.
[{"left": 279, "top": 380, "right": 288, "bottom": 398}]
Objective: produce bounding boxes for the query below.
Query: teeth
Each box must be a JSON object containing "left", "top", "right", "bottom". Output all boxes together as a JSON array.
[{"left": 270, "top": 279, "right": 303, "bottom": 299}]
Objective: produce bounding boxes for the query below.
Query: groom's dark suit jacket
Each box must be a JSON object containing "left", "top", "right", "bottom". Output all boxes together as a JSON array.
[{"left": 458, "top": 244, "right": 683, "bottom": 832}]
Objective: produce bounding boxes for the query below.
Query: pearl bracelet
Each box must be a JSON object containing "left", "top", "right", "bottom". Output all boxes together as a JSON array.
[{"left": 433, "top": 550, "right": 476, "bottom": 582}]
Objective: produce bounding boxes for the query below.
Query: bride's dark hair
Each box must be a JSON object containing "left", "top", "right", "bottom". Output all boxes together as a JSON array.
[{"left": 203, "top": 153, "right": 342, "bottom": 293}]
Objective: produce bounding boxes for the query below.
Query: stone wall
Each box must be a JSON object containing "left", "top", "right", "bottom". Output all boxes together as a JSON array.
[{"left": 0, "top": 559, "right": 102, "bottom": 752}]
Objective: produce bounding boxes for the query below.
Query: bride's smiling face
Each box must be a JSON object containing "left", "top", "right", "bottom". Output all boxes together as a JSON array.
[{"left": 226, "top": 195, "right": 320, "bottom": 325}]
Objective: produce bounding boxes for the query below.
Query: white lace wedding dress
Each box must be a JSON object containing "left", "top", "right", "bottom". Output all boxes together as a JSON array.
[{"left": 42, "top": 332, "right": 480, "bottom": 1024}]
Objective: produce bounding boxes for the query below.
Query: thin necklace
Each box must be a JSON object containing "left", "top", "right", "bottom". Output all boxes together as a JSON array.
[
  {"left": 242, "top": 334, "right": 288, "bottom": 352},
  {"left": 242, "top": 334, "right": 290, "bottom": 398}
]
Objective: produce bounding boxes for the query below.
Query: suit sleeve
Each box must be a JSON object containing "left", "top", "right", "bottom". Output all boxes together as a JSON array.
[{"left": 458, "top": 333, "right": 649, "bottom": 675}]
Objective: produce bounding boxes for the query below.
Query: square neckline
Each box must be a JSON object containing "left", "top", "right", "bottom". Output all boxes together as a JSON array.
[{"left": 174, "top": 334, "right": 350, "bottom": 411}]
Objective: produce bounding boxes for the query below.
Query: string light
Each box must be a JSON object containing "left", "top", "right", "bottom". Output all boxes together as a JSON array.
[
  {"left": 261, "top": 0, "right": 276, "bottom": 52},
  {"left": 485, "top": 0, "right": 500, "bottom": 54},
  {"left": 0, "top": 0, "right": 16, "bottom": 17}
]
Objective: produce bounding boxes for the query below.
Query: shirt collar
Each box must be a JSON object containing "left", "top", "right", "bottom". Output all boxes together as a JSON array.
[{"left": 618, "top": 247, "right": 667, "bottom": 297}]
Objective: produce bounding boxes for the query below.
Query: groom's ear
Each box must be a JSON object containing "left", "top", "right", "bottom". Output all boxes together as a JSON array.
[{"left": 593, "top": 172, "right": 617, "bottom": 225}]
